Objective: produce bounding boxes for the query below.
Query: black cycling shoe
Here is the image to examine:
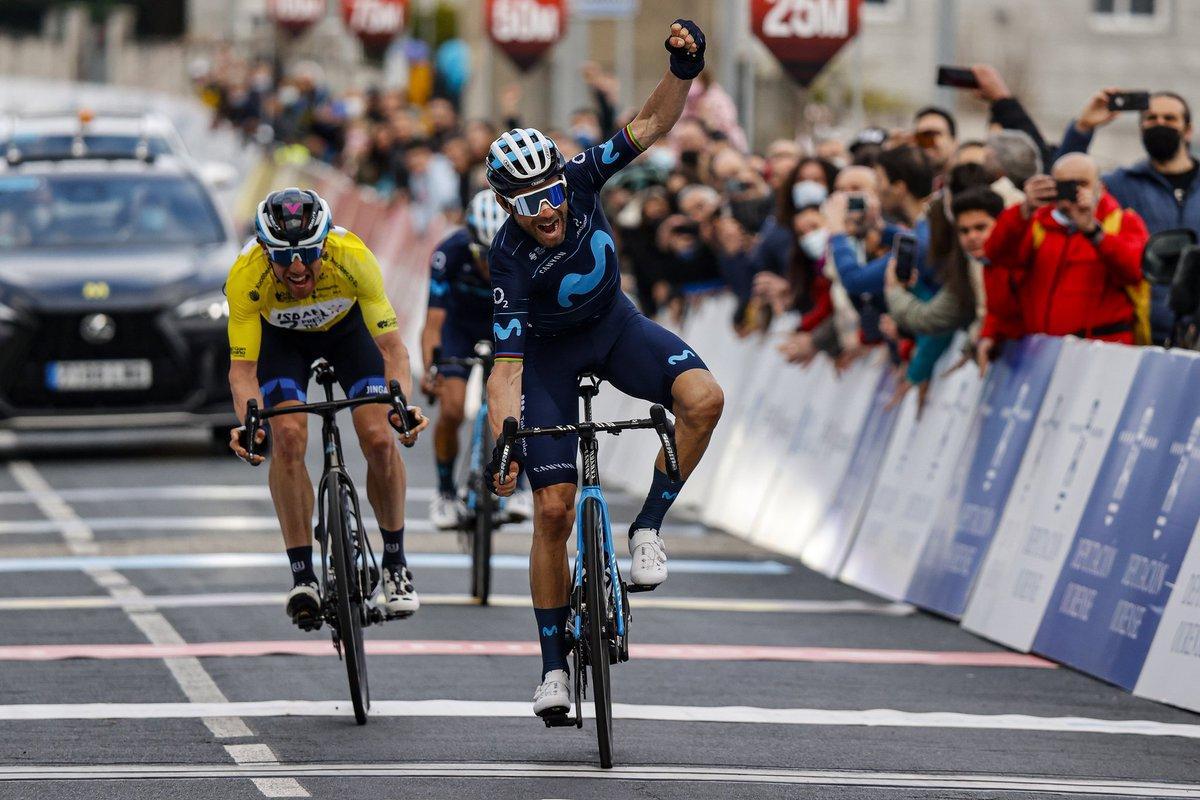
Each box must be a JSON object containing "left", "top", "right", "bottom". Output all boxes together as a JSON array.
[{"left": 286, "top": 581, "right": 323, "bottom": 631}]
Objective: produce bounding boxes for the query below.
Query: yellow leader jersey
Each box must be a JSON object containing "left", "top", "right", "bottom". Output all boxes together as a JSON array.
[{"left": 225, "top": 227, "right": 399, "bottom": 361}]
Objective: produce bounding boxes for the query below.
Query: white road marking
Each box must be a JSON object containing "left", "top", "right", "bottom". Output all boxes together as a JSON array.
[
  {"left": 0, "top": 699, "right": 1197, "bottom": 740},
  {"left": 4, "top": 462, "right": 304, "bottom": 798},
  {"left": 224, "top": 744, "right": 309, "bottom": 798},
  {"left": 0, "top": 485, "right": 435, "bottom": 505},
  {"left": 0, "top": 591, "right": 912, "bottom": 616},
  {"left": 0, "top": 762, "right": 1195, "bottom": 796}
]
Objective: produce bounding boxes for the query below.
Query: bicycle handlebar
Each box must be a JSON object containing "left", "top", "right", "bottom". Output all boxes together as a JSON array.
[
  {"left": 494, "top": 404, "right": 682, "bottom": 484},
  {"left": 241, "top": 379, "right": 419, "bottom": 464}
]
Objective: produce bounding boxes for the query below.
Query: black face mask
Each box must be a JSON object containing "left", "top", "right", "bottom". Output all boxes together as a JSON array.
[{"left": 1143, "top": 125, "right": 1183, "bottom": 162}]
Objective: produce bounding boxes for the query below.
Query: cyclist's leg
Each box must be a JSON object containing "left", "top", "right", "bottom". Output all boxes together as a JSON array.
[
  {"left": 601, "top": 299, "right": 723, "bottom": 546},
  {"left": 432, "top": 319, "right": 473, "bottom": 497},
  {"left": 523, "top": 332, "right": 588, "bottom": 686},
  {"left": 258, "top": 321, "right": 320, "bottom": 617}
]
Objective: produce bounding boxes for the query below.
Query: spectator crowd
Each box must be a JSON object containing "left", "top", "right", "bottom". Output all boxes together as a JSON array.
[{"left": 198, "top": 54, "right": 1200, "bottom": 407}]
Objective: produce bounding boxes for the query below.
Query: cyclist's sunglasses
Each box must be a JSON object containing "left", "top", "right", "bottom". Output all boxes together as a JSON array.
[
  {"left": 265, "top": 244, "right": 323, "bottom": 267},
  {"left": 506, "top": 178, "right": 567, "bottom": 217}
]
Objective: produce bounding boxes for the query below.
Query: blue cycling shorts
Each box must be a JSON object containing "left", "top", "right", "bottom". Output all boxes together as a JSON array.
[
  {"left": 438, "top": 316, "right": 492, "bottom": 381},
  {"left": 521, "top": 294, "right": 708, "bottom": 490}
]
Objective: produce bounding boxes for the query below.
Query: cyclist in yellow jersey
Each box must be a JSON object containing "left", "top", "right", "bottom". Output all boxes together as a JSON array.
[{"left": 227, "top": 188, "right": 429, "bottom": 627}]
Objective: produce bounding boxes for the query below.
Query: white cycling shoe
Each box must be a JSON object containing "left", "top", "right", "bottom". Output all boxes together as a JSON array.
[
  {"left": 533, "top": 669, "right": 572, "bottom": 717},
  {"left": 286, "top": 581, "right": 322, "bottom": 630},
  {"left": 430, "top": 492, "right": 465, "bottom": 530},
  {"left": 378, "top": 565, "right": 420, "bottom": 618},
  {"left": 504, "top": 488, "right": 534, "bottom": 522},
  {"left": 629, "top": 529, "right": 668, "bottom": 587}
]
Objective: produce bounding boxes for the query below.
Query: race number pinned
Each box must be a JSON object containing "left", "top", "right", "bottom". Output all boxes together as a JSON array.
[
  {"left": 750, "top": 0, "right": 863, "bottom": 87},
  {"left": 486, "top": 0, "right": 567, "bottom": 72}
]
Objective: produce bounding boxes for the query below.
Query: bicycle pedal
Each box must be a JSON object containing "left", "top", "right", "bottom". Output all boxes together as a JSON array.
[
  {"left": 540, "top": 710, "right": 576, "bottom": 728},
  {"left": 294, "top": 613, "right": 323, "bottom": 632},
  {"left": 626, "top": 583, "right": 658, "bottom": 594},
  {"left": 383, "top": 609, "right": 414, "bottom": 621}
]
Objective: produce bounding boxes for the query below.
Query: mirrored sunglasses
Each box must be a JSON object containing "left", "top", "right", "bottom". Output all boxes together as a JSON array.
[{"left": 507, "top": 179, "right": 567, "bottom": 217}]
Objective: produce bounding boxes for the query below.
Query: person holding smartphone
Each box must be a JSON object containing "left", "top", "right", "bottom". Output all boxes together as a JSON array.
[{"left": 979, "top": 153, "right": 1149, "bottom": 370}]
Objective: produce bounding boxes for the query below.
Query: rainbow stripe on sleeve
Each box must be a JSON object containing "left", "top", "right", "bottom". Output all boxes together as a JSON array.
[{"left": 623, "top": 124, "right": 646, "bottom": 153}]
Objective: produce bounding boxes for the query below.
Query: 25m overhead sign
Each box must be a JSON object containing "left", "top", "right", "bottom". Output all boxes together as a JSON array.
[{"left": 751, "top": 0, "right": 862, "bottom": 87}]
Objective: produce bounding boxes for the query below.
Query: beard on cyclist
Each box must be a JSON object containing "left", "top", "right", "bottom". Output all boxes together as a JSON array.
[{"left": 497, "top": 176, "right": 569, "bottom": 247}]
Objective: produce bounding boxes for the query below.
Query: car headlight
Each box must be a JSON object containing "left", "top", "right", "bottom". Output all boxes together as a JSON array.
[{"left": 174, "top": 290, "right": 229, "bottom": 321}]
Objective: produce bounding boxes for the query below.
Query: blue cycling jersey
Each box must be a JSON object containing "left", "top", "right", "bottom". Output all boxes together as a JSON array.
[
  {"left": 428, "top": 227, "right": 493, "bottom": 323},
  {"left": 489, "top": 125, "right": 646, "bottom": 361}
]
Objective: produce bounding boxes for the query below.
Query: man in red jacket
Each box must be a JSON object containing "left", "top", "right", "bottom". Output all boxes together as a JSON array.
[{"left": 980, "top": 153, "right": 1148, "bottom": 362}]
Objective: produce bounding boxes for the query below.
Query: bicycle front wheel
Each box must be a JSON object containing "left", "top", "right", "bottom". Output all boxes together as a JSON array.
[
  {"left": 582, "top": 497, "right": 613, "bottom": 768},
  {"left": 472, "top": 470, "right": 495, "bottom": 605},
  {"left": 327, "top": 475, "right": 369, "bottom": 725}
]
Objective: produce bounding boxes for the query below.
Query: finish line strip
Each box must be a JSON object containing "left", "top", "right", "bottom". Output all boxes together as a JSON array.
[
  {"left": 0, "top": 701, "right": 1193, "bottom": 741},
  {"left": 0, "top": 639, "right": 1052, "bottom": 667}
]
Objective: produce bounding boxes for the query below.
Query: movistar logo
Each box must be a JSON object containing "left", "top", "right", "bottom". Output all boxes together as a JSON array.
[
  {"left": 541, "top": 625, "right": 558, "bottom": 637},
  {"left": 661, "top": 491, "right": 678, "bottom": 500},
  {"left": 557, "top": 230, "right": 613, "bottom": 308},
  {"left": 493, "top": 319, "right": 523, "bottom": 340},
  {"left": 667, "top": 349, "right": 695, "bottom": 365},
  {"left": 600, "top": 140, "right": 618, "bottom": 165}
]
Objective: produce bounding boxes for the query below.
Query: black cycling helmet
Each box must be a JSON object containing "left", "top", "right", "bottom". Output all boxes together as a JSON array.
[
  {"left": 255, "top": 188, "right": 332, "bottom": 249},
  {"left": 485, "top": 128, "right": 565, "bottom": 197}
]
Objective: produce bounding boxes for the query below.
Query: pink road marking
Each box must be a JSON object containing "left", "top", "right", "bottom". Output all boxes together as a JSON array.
[{"left": 0, "top": 640, "right": 1055, "bottom": 668}]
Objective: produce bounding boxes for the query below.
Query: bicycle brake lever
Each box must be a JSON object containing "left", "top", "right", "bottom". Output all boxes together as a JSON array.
[
  {"left": 241, "top": 399, "right": 264, "bottom": 466},
  {"left": 649, "top": 404, "right": 682, "bottom": 483},
  {"left": 388, "top": 380, "right": 419, "bottom": 448}
]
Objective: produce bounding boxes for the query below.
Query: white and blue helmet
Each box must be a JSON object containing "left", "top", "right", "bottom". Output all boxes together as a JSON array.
[
  {"left": 485, "top": 128, "right": 565, "bottom": 196},
  {"left": 466, "top": 189, "right": 509, "bottom": 247}
]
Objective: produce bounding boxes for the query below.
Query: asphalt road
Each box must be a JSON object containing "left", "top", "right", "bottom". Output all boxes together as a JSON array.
[{"left": 0, "top": 419, "right": 1198, "bottom": 799}]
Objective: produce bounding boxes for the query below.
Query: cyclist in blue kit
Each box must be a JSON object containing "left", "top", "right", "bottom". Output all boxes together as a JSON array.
[
  {"left": 421, "top": 189, "right": 532, "bottom": 528},
  {"left": 484, "top": 20, "right": 725, "bottom": 718}
]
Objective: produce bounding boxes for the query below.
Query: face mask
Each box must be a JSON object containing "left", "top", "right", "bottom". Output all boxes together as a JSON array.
[
  {"left": 799, "top": 228, "right": 829, "bottom": 260},
  {"left": 1142, "top": 125, "right": 1183, "bottom": 162},
  {"left": 646, "top": 148, "right": 676, "bottom": 171},
  {"left": 1050, "top": 208, "right": 1073, "bottom": 229},
  {"left": 791, "top": 180, "right": 828, "bottom": 210}
]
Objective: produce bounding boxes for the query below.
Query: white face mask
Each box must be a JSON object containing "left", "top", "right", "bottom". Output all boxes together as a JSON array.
[
  {"left": 799, "top": 228, "right": 829, "bottom": 260},
  {"left": 792, "top": 180, "right": 828, "bottom": 210}
]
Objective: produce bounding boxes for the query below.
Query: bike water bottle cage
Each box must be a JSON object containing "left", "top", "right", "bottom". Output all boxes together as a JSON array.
[{"left": 506, "top": 178, "right": 567, "bottom": 217}]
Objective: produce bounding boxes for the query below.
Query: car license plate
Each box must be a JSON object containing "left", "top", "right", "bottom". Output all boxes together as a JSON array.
[{"left": 46, "top": 360, "right": 153, "bottom": 391}]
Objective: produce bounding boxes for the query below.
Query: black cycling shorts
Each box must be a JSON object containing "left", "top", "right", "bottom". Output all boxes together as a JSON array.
[{"left": 256, "top": 303, "right": 386, "bottom": 408}]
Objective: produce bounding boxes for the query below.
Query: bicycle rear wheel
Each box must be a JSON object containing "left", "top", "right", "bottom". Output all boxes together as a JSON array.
[
  {"left": 471, "top": 468, "right": 495, "bottom": 605},
  {"left": 327, "top": 475, "right": 369, "bottom": 725},
  {"left": 582, "top": 497, "right": 613, "bottom": 768}
]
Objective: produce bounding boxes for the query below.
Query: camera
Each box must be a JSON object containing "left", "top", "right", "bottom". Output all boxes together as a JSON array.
[
  {"left": 893, "top": 232, "right": 918, "bottom": 283},
  {"left": 1055, "top": 180, "right": 1079, "bottom": 203},
  {"left": 1108, "top": 91, "right": 1150, "bottom": 112},
  {"left": 847, "top": 194, "right": 866, "bottom": 213}
]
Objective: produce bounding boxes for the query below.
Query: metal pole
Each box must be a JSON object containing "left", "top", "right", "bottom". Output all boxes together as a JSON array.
[
  {"left": 934, "top": 0, "right": 958, "bottom": 109},
  {"left": 616, "top": 14, "right": 634, "bottom": 111},
  {"left": 551, "top": 11, "right": 587, "bottom": 128}
]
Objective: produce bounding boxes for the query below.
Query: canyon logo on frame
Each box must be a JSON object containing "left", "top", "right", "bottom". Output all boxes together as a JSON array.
[{"left": 487, "top": 0, "right": 567, "bottom": 72}]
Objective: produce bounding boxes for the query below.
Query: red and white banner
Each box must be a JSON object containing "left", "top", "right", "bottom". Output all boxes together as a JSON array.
[
  {"left": 266, "top": 0, "right": 328, "bottom": 35},
  {"left": 341, "top": 0, "right": 408, "bottom": 50},
  {"left": 750, "top": 0, "right": 862, "bottom": 87},
  {"left": 486, "top": 0, "right": 567, "bottom": 72}
]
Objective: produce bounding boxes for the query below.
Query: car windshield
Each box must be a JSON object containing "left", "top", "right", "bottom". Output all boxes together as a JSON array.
[
  {"left": 2, "top": 134, "right": 174, "bottom": 159},
  {"left": 0, "top": 173, "right": 224, "bottom": 248}
]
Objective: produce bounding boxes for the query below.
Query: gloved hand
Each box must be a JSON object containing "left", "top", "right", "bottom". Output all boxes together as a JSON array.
[{"left": 664, "top": 19, "right": 706, "bottom": 80}]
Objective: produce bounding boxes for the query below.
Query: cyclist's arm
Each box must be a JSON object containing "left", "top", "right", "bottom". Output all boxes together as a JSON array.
[
  {"left": 421, "top": 307, "right": 446, "bottom": 373},
  {"left": 487, "top": 360, "right": 523, "bottom": 442},
  {"left": 226, "top": 255, "right": 265, "bottom": 421},
  {"left": 228, "top": 360, "right": 262, "bottom": 424},
  {"left": 625, "top": 70, "right": 692, "bottom": 152},
  {"left": 374, "top": 329, "right": 415, "bottom": 399}
]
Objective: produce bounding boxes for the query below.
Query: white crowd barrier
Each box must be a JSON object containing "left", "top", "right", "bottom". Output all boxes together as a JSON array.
[{"left": 678, "top": 292, "right": 1200, "bottom": 715}]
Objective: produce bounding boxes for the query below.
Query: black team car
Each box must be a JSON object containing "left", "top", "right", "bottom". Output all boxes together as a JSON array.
[{"left": 0, "top": 147, "right": 238, "bottom": 439}]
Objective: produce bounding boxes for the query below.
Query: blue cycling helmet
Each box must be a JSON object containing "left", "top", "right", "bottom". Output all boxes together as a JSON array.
[{"left": 485, "top": 128, "right": 565, "bottom": 197}]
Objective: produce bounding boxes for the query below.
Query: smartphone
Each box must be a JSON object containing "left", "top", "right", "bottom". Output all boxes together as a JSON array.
[
  {"left": 1108, "top": 91, "right": 1150, "bottom": 112},
  {"left": 936, "top": 65, "right": 980, "bottom": 90},
  {"left": 893, "top": 232, "right": 918, "bottom": 283},
  {"left": 1056, "top": 179, "right": 1079, "bottom": 203},
  {"left": 847, "top": 194, "right": 866, "bottom": 213}
]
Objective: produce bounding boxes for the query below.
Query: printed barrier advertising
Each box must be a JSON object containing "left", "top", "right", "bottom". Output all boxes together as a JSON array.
[
  {"left": 906, "top": 336, "right": 1063, "bottom": 617},
  {"left": 1033, "top": 349, "right": 1200, "bottom": 690},
  {"left": 1136, "top": 517, "right": 1200, "bottom": 710},
  {"left": 962, "top": 340, "right": 1141, "bottom": 651}
]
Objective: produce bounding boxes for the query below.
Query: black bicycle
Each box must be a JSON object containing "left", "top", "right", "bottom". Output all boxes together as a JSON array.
[
  {"left": 429, "top": 340, "right": 506, "bottom": 605},
  {"left": 495, "top": 374, "right": 680, "bottom": 769},
  {"left": 242, "top": 359, "right": 418, "bottom": 725}
]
